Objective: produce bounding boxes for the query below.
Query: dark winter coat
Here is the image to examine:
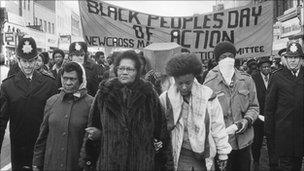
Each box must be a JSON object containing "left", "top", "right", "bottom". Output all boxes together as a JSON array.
[
  {"left": 33, "top": 90, "right": 93, "bottom": 171},
  {"left": 264, "top": 66, "right": 304, "bottom": 157},
  {"left": 0, "top": 71, "right": 57, "bottom": 170},
  {"left": 83, "top": 61, "right": 101, "bottom": 96},
  {"left": 251, "top": 71, "right": 269, "bottom": 129},
  {"left": 79, "top": 78, "right": 174, "bottom": 171},
  {"left": 251, "top": 71, "right": 268, "bottom": 117}
]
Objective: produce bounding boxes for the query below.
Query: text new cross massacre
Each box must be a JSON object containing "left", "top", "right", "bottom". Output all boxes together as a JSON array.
[{"left": 80, "top": 0, "right": 273, "bottom": 60}]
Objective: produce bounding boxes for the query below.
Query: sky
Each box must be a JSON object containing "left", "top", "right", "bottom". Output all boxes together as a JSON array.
[{"left": 65, "top": 1, "right": 216, "bottom": 16}]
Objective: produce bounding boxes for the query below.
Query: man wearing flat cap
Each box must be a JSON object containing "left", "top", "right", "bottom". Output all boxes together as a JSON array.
[
  {"left": 265, "top": 42, "right": 304, "bottom": 171},
  {"left": 251, "top": 56, "right": 275, "bottom": 170},
  {"left": 0, "top": 37, "right": 57, "bottom": 170},
  {"left": 204, "top": 41, "right": 259, "bottom": 171}
]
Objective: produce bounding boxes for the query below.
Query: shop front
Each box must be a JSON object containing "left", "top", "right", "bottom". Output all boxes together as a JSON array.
[
  {"left": 273, "top": 5, "right": 303, "bottom": 58},
  {"left": 278, "top": 6, "right": 303, "bottom": 45}
]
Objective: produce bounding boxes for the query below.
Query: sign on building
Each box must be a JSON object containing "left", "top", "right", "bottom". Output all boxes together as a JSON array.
[{"left": 58, "top": 35, "right": 71, "bottom": 50}]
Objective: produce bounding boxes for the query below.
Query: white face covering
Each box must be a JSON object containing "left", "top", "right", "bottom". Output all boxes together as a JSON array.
[{"left": 218, "top": 57, "right": 235, "bottom": 85}]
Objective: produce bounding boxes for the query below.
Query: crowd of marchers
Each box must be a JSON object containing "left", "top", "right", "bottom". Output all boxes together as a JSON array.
[{"left": 0, "top": 37, "right": 303, "bottom": 171}]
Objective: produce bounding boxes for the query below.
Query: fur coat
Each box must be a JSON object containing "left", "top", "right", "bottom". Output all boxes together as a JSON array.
[{"left": 79, "top": 78, "right": 173, "bottom": 171}]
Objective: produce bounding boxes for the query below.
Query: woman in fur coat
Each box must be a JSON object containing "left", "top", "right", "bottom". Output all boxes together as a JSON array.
[{"left": 79, "top": 50, "right": 173, "bottom": 171}]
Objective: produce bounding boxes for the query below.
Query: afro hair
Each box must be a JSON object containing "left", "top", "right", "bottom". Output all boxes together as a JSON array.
[{"left": 166, "top": 53, "right": 202, "bottom": 77}]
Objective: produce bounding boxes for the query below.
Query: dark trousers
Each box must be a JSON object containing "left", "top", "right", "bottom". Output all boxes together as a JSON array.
[
  {"left": 11, "top": 145, "right": 33, "bottom": 171},
  {"left": 278, "top": 156, "right": 303, "bottom": 171},
  {"left": 227, "top": 146, "right": 251, "bottom": 171},
  {"left": 215, "top": 146, "right": 251, "bottom": 171},
  {"left": 266, "top": 136, "right": 279, "bottom": 171},
  {"left": 252, "top": 120, "right": 264, "bottom": 163}
]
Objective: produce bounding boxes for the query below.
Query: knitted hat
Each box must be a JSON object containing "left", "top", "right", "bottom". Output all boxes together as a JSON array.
[{"left": 213, "top": 41, "right": 236, "bottom": 62}]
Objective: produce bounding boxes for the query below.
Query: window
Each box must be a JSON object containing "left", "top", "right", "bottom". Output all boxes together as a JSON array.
[
  {"left": 44, "top": 20, "right": 47, "bottom": 32},
  {"left": 24, "top": 0, "right": 26, "bottom": 9},
  {"left": 19, "top": 0, "right": 23, "bottom": 16},
  {"left": 52, "top": 23, "right": 55, "bottom": 34},
  {"left": 28, "top": 0, "right": 30, "bottom": 10},
  {"left": 48, "top": 22, "right": 51, "bottom": 33}
]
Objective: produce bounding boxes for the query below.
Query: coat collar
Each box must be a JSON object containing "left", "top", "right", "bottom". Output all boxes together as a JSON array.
[
  {"left": 60, "top": 88, "right": 87, "bottom": 101},
  {"left": 280, "top": 66, "right": 303, "bottom": 81},
  {"left": 14, "top": 70, "right": 43, "bottom": 93},
  {"left": 98, "top": 78, "right": 154, "bottom": 118}
]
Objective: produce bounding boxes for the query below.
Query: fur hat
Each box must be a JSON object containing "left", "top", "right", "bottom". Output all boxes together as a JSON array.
[
  {"left": 166, "top": 53, "right": 202, "bottom": 77},
  {"left": 213, "top": 41, "right": 236, "bottom": 62}
]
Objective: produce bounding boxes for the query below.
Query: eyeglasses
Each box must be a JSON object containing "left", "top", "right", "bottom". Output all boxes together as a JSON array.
[{"left": 116, "top": 66, "right": 136, "bottom": 73}]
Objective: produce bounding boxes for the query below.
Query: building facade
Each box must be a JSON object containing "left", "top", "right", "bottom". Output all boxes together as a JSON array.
[{"left": 0, "top": 0, "right": 83, "bottom": 61}]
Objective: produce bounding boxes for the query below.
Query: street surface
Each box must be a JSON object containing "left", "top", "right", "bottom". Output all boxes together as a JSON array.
[
  {"left": 0, "top": 126, "right": 303, "bottom": 171},
  {"left": 0, "top": 124, "right": 11, "bottom": 171}
]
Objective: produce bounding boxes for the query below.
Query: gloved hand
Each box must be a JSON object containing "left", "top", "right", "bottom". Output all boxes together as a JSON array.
[
  {"left": 235, "top": 118, "right": 249, "bottom": 134},
  {"left": 217, "top": 159, "right": 228, "bottom": 171}
]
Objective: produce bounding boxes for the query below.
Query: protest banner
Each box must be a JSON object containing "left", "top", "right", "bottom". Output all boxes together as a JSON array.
[{"left": 79, "top": 0, "right": 273, "bottom": 60}]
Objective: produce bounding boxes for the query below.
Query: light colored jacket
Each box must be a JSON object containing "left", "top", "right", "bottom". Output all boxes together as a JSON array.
[
  {"left": 159, "top": 79, "right": 231, "bottom": 170},
  {"left": 204, "top": 66, "right": 259, "bottom": 150}
]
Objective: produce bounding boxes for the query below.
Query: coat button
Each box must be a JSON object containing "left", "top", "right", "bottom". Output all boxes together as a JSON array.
[
  {"left": 65, "top": 115, "right": 68, "bottom": 119},
  {"left": 62, "top": 132, "right": 66, "bottom": 136},
  {"left": 86, "top": 161, "right": 91, "bottom": 165},
  {"left": 60, "top": 164, "right": 64, "bottom": 167}
]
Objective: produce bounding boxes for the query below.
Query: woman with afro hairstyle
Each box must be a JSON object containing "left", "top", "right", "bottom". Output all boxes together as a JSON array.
[{"left": 159, "top": 53, "right": 231, "bottom": 171}]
